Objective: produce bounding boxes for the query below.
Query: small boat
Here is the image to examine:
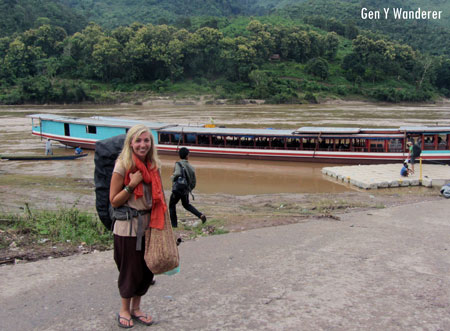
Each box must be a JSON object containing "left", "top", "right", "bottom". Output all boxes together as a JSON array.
[
  {"left": 0, "top": 153, "right": 88, "bottom": 161},
  {"left": 28, "top": 114, "right": 450, "bottom": 164}
]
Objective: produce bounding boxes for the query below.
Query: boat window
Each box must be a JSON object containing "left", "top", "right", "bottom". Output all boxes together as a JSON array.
[
  {"left": 186, "top": 134, "right": 196, "bottom": 144},
  {"left": 197, "top": 134, "right": 210, "bottom": 145},
  {"left": 212, "top": 135, "right": 225, "bottom": 146},
  {"left": 271, "top": 138, "right": 285, "bottom": 148},
  {"left": 159, "top": 133, "right": 170, "bottom": 143},
  {"left": 86, "top": 125, "right": 97, "bottom": 134},
  {"left": 226, "top": 136, "right": 239, "bottom": 147},
  {"left": 287, "top": 138, "right": 301, "bottom": 149},
  {"left": 370, "top": 141, "right": 384, "bottom": 152},
  {"left": 172, "top": 133, "right": 182, "bottom": 144},
  {"left": 255, "top": 137, "right": 269, "bottom": 148},
  {"left": 352, "top": 138, "right": 366, "bottom": 152},
  {"left": 240, "top": 137, "right": 254, "bottom": 147},
  {"left": 388, "top": 138, "right": 402, "bottom": 152},
  {"left": 438, "top": 134, "right": 448, "bottom": 150},
  {"left": 64, "top": 123, "right": 70, "bottom": 136}
]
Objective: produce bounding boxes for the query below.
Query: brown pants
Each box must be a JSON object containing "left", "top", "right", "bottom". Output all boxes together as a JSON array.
[{"left": 114, "top": 235, "right": 154, "bottom": 299}]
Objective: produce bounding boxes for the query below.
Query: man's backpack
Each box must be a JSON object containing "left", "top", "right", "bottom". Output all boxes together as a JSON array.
[
  {"left": 412, "top": 144, "right": 421, "bottom": 158},
  {"left": 171, "top": 162, "right": 190, "bottom": 196},
  {"left": 94, "top": 134, "right": 126, "bottom": 230}
]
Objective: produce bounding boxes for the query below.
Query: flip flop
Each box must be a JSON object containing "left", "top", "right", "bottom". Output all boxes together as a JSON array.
[
  {"left": 117, "top": 313, "right": 134, "bottom": 328},
  {"left": 131, "top": 314, "right": 154, "bottom": 326}
]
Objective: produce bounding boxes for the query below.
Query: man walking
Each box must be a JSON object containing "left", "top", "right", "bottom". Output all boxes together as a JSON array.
[{"left": 169, "top": 147, "right": 206, "bottom": 227}]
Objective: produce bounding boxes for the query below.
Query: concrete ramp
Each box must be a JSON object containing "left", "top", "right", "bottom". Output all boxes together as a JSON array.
[{"left": 322, "top": 163, "right": 450, "bottom": 189}]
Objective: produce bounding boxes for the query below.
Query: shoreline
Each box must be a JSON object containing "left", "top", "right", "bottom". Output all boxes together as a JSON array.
[
  {"left": 6, "top": 95, "right": 450, "bottom": 108},
  {"left": 1, "top": 186, "right": 444, "bottom": 265}
]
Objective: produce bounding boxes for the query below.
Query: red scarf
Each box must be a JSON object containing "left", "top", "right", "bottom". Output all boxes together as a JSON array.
[{"left": 124, "top": 153, "right": 166, "bottom": 230}]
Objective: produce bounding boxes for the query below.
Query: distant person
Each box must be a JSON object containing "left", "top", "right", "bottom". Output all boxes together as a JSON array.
[
  {"left": 45, "top": 139, "right": 53, "bottom": 155},
  {"left": 400, "top": 160, "right": 412, "bottom": 177},
  {"left": 407, "top": 140, "right": 421, "bottom": 173},
  {"left": 75, "top": 146, "right": 83, "bottom": 155},
  {"left": 169, "top": 147, "right": 206, "bottom": 227}
]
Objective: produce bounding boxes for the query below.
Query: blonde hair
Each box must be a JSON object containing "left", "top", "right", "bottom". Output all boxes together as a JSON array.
[{"left": 118, "top": 124, "right": 160, "bottom": 170}]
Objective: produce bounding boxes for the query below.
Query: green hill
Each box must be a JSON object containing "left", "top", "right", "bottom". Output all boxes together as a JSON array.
[
  {"left": 0, "top": 0, "right": 87, "bottom": 37},
  {"left": 275, "top": 0, "right": 450, "bottom": 56},
  {"left": 59, "top": 0, "right": 269, "bottom": 30}
]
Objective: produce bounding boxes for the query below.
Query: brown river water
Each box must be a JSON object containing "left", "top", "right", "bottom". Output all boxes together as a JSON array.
[{"left": 1, "top": 101, "right": 449, "bottom": 194}]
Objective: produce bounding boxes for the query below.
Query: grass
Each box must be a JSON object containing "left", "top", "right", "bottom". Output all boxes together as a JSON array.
[
  {"left": 179, "top": 217, "right": 229, "bottom": 238},
  {"left": 0, "top": 204, "right": 112, "bottom": 250}
]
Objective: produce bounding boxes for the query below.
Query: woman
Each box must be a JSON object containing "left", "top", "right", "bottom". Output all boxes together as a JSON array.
[{"left": 110, "top": 124, "right": 167, "bottom": 328}]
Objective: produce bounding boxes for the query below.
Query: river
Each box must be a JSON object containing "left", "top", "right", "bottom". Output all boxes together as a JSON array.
[{"left": 1, "top": 101, "right": 449, "bottom": 195}]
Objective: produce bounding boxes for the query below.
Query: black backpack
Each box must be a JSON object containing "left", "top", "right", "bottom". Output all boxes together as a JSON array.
[
  {"left": 412, "top": 144, "right": 421, "bottom": 158},
  {"left": 172, "top": 162, "right": 190, "bottom": 196},
  {"left": 94, "top": 134, "right": 126, "bottom": 230}
]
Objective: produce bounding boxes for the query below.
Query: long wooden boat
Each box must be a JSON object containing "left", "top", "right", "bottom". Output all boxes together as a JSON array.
[
  {"left": 28, "top": 114, "right": 450, "bottom": 164},
  {"left": 0, "top": 153, "right": 88, "bottom": 161}
]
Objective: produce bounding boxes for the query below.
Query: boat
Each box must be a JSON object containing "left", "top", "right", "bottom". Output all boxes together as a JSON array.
[
  {"left": 28, "top": 114, "right": 450, "bottom": 164},
  {"left": 0, "top": 153, "right": 88, "bottom": 161}
]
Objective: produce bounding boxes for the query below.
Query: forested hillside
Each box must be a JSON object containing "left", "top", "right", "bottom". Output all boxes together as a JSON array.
[
  {"left": 277, "top": 0, "right": 450, "bottom": 56},
  {"left": 0, "top": 0, "right": 87, "bottom": 37},
  {"left": 3, "top": 0, "right": 448, "bottom": 56},
  {"left": 1, "top": 0, "right": 449, "bottom": 105},
  {"left": 59, "top": 0, "right": 269, "bottom": 29}
]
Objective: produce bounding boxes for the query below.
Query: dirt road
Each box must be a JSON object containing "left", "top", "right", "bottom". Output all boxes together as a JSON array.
[{"left": 1, "top": 199, "right": 449, "bottom": 330}]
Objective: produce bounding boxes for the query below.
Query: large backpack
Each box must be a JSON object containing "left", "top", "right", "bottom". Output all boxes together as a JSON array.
[
  {"left": 171, "top": 162, "right": 190, "bottom": 196},
  {"left": 94, "top": 134, "right": 126, "bottom": 230},
  {"left": 412, "top": 144, "right": 421, "bottom": 158}
]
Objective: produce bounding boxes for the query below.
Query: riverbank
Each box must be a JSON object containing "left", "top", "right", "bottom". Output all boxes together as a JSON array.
[
  {"left": 1, "top": 198, "right": 449, "bottom": 330},
  {"left": 0, "top": 182, "right": 444, "bottom": 265}
]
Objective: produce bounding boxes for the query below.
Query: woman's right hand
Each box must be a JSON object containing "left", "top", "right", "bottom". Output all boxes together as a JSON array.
[{"left": 129, "top": 170, "right": 143, "bottom": 188}]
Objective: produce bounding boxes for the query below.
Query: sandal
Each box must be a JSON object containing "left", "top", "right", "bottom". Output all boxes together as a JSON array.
[
  {"left": 131, "top": 313, "right": 154, "bottom": 326},
  {"left": 117, "top": 313, "right": 134, "bottom": 329}
]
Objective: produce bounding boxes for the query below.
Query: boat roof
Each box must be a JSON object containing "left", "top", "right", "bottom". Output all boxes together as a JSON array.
[
  {"left": 399, "top": 126, "right": 450, "bottom": 133},
  {"left": 160, "top": 126, "right": 409, "bottom": 138},
  {"left": 294, "top": 127, "right": 361, "bottom": 134},
  {"left": 295, "top": 126, "right": 450, "bottom": 134},
  {"left": 160, "top": 126, "right": 294, "bottom": 136},
  {"left": 28, "top": 114, "right": 175, "bottom": 130}
]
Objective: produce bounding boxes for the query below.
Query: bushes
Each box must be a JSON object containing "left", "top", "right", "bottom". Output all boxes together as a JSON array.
[
  {"left": 366, "top": 87, "right": 433, "bottom": 102},
  {"left": 0, "top": 78, "right": 90, "bottom": 104}
]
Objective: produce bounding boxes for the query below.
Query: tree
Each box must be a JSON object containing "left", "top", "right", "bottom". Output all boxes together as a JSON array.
[
  {"left": 324, "top": 32, "right": 339, "bottom": 60},
  {"left": 305, "top": 57, "right": 329, "bottom": 80},
  {"left": 92, "top": 37, "right": 122, "bottom": 81},
  {"left": 435, "top": 59, "right": 450, "bottom": 90},
  {"left": 4, "top": 37, "right": 44, "bottom": 78},
  {"left": 341, "top": 53, "right": 365, "bottom": 83}
]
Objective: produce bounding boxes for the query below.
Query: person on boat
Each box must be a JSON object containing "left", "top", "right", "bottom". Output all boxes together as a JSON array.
[
  {"left": 169, "top": 147, "right": 207, "bottom": 227},
  {"left": 74, "top": 146, "right": 83, "bottom": 155},
  {"left": 400, "top": 160, "right": 412, "bottom": 177},
  {"left": 109, "top": 124, "right": 165, "bottom": 328},
  {"left": 45, "top": 139, "right": 53, "bottom": 155}
]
